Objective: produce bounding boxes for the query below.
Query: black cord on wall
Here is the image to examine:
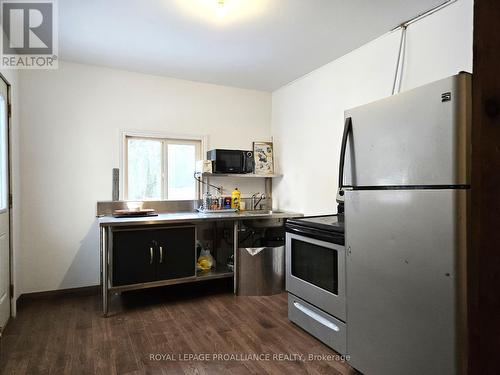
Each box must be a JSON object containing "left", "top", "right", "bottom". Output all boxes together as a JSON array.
[{"left": 194, "top": 172, "right": 222, "bottom": 194}]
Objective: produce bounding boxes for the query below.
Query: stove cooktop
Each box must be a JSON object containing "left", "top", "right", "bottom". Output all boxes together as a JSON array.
[{"left": 287, "top": 214, "right": 344, "bottom": 233}]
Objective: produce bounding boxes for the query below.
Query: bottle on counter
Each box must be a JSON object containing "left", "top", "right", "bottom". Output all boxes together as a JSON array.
[
  {"left": 231, "top": 188, "right": 241, "bottom": 210},
  {"left": 210, "top": 197, "right": 219, "bottom": 210},
  {"left": 202, "top": 192, "right": 212, "bottom": 211}
]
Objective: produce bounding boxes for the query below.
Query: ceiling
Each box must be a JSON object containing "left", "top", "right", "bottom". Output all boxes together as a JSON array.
[{"left": 59, "top": 0, "right": 447, "bottom": 91}]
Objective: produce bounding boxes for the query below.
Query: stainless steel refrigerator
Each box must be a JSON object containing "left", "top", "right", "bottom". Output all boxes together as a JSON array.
[{"left": 338, "top": 73, "right": 470, "bottom": 375}]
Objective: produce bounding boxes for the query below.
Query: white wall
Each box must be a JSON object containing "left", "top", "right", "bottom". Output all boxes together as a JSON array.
[
  {"left": 271, "top": 0, "right": 473, "bottom": 215},
  {"left": 16, "top": 0, "right": 473, "bottom": 294},
  {"left": 0, "top": 68, "right": 20, "bottom": 314},
  {"left": 19, "top": 61, "right": 271, "bottom": 294}
]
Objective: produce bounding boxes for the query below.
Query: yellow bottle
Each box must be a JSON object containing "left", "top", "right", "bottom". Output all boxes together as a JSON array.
[{"left": 231, "top": 188, "right": 241, "bottom": 210}]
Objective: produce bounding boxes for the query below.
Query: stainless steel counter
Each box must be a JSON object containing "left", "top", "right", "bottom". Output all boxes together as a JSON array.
[
  {"left": 98, "top": 210, "right": 302, "bottom": 227},
  {"left": 98, "top": 209, "right": 302, "bottom": 316}
]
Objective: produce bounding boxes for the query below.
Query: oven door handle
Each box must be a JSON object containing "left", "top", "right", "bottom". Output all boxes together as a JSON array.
[{"left": 293, "top": 302, "right": 340, "bottom": 332}]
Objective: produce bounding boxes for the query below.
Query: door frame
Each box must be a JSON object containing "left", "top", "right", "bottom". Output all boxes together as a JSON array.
[
  {"left": 0, "top": 72, "right": 13, "bottom": 323},
  {"left": 470, "top": 2, "right": 500, "bottom": 374}
]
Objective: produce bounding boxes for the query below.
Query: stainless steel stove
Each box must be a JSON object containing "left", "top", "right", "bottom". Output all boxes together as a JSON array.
[{"left": 285, "top": 214, "right": 347, "bottom": 354}]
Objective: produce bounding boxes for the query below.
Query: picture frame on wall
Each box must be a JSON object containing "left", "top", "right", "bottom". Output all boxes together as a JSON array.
[{"left": 253, "top": 141, "right": 274, "bottom": 175}]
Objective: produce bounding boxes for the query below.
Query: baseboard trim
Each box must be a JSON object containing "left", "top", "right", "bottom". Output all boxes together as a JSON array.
[{"left": 17, "top": 285, "right": 100, "bottom": 309}]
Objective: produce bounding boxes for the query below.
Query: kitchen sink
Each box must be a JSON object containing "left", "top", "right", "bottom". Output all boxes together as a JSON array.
[{"left": 244, "top": 210, "right": 283, "bottom": 215}]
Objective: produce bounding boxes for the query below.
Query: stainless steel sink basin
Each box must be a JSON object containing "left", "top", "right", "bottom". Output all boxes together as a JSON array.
[{"left": 243, "top": 210, "right": 283, "bottom": 215}]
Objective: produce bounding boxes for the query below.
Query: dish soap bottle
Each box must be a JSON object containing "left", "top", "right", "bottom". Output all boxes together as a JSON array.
[{"left": 231, "top": 188, "right": 241, "bottom": 210}]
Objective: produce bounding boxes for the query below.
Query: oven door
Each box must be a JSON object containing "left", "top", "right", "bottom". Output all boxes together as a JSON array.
[{"left": 286, "top": 232, "right": 346, "bottom": 321}]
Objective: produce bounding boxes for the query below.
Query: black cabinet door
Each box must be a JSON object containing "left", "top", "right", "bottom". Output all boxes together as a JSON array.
[
  {"left": 154, "top": 226, "right": 196, "bottom": 281},
  {"left": 112, "top": 230, "right": 157, "bottom": 286}
]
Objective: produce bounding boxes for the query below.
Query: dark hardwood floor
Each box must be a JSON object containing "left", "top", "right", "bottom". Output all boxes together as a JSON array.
[{"left": 0, "top": 281, "right": 356, "bottom": 375}]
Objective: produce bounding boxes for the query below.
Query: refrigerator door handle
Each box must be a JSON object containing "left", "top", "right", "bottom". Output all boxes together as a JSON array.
[{"left": 337, "top": 117, "right": 352, "bottom": 203}]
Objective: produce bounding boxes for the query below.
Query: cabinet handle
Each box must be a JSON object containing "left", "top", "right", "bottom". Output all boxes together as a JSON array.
[
  {"left": 159, "top": 246, "right": 163, "bottom": 263},
  {"left": 150, "top": 247, "right": 153, "bottom": 264}
]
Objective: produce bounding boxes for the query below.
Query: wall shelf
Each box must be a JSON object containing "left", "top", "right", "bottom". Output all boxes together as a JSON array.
[{"left": 196, "top": 172, "right": 282, "bottom": 178}]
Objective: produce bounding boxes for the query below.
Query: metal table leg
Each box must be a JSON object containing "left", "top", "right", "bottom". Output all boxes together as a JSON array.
[
  {"left": 233, "top": 220, "right": 238, "bottom": 295},
  {"left": 101, "top": 226, "right": 108, "bottom": 316}
]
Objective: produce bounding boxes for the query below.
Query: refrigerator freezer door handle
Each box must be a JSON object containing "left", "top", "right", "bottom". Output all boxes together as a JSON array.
[{"left": 337, "top": 117, "right": 352, "bottom": 203}]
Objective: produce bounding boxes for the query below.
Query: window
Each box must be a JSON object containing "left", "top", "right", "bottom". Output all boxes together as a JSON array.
[{"left": 124, "top": 135, "right": 202, "bottom": 201}]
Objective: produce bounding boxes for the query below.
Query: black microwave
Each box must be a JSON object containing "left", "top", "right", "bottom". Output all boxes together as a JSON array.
[{"left": 207, "top": 149, "right": 254, "bottom": 174}]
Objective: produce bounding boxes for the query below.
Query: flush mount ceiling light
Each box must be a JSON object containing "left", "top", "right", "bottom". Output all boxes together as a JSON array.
[{"left": 175, "top": 0, "right": 268, "bottom": 25}]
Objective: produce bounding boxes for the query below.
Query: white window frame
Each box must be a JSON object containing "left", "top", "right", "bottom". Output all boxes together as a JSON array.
[{"left": 120, "top": 130, "right": 207, "bottom": 201}]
